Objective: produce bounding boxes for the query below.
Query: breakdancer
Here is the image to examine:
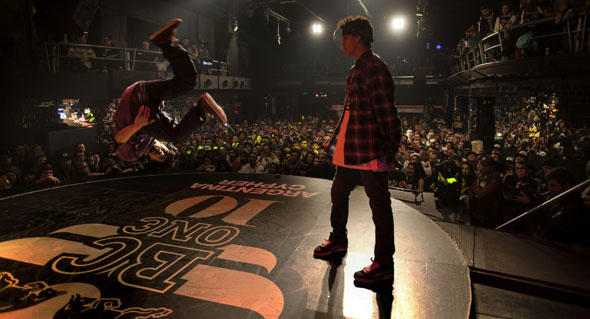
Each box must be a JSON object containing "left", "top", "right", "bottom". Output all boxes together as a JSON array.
[{"left": 113, "top": 19, "right": 226, "bottom": 165}]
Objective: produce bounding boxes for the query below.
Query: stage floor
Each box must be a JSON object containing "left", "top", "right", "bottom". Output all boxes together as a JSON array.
[{"left": 0, "top": 172, "right": 470, "bottom": 319}]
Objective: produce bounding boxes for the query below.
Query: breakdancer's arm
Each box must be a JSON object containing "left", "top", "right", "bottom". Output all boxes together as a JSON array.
[{"left": 114, "top": 105, "right": 155, "bottom": 144}]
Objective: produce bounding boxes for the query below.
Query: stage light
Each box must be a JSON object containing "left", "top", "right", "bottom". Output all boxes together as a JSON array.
[
  {"left": 312, "top": 23, "right": 323, "bottom": 34},
  {"left": 391, "top": 17, "right": 406, "bottom": 31},
  {"left": 436, "top": 44, "right": 441, "bottom": 50}
]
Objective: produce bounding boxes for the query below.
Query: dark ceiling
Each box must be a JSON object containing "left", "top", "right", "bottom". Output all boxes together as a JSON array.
[{"left": 248, "top": 0, "right": 493, "bottom": 50}]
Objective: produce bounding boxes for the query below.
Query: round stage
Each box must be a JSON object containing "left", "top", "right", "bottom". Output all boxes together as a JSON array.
[{"left": 0, "top": 172, "right": 470, "bottom": 318}]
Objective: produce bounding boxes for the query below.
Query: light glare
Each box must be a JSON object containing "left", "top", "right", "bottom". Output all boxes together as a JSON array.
[
  {"left": 312, "top": 23, "right": 323, "bottom": 34},
  {"left": 391, "top": 17, "right": 405, "bottom": 31}
]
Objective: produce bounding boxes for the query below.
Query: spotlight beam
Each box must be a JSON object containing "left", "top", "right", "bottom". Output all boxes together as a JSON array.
[
  {"left": 265, "top": 8, "right": 289, "bottom": 24},
  {"left": 296, "top": 1, "right": 326, "bottom": 23},
  {"left": 356, "top": 0, "right": 372, "bottom": 19}
]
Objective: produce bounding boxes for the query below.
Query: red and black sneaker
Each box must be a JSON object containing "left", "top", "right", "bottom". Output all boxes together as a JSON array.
[
  {"left": 353, "top": 258, "right": 394, "bottom": 284},
  {"left": 149, "top": 18, "right": 182, "bottom": 46},
  {"left": 313, "top": 239, "right": 347, "bottom": 258},
  {"left": 198, "top": 92, "right": 227, "bottom": 123}
]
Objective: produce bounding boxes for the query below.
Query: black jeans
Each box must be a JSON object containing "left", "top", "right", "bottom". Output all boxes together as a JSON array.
[
  {"left": 330, "top": 166, "right": 395, "bottom": 266},
  {"left": 134, "top": 43, "right": 204, "bottom": 144}
]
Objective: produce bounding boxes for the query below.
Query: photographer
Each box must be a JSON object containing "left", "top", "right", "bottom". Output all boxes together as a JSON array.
[
  {"left": 503, "top": 161, "right": 542, "bottom": 230},
  {"left": 433, "top": 159, "right": 462, "bottom": 205},
  {"left": 423, "top": 151, "right": 440, "bottom": 177}
]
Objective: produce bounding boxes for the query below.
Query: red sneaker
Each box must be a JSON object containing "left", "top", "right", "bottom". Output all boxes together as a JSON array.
[
  {"left": 149, "top": 18, "right": 182, "bottom": 46},
  {"left": 353, "top": 258, "right": 394, "bottom": 284},
  {"left": 313, "top": 239, "right": 348, "bottom": 258}
]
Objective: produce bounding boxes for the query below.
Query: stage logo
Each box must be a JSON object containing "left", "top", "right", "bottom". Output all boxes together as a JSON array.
[{"left": 0, "top": 194, "right": 285, "bottom": 318}]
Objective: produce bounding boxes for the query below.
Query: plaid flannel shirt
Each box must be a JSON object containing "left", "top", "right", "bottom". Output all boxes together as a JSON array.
[{"left": 328, "top": 50, "right": 401, "bottom": 165}]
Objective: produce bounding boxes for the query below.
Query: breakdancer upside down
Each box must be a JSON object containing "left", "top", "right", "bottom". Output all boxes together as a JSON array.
[{"left": 113, "top": 18, "right": 226, "bottom": 165}]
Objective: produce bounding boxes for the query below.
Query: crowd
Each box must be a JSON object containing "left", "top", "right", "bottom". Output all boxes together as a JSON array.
[
  {"left": 1, "top": 94, "right": 589, "bottom": 245},
  {"left": 63, "top": 34, "right": 213, "bottom": 73},
  {"left": 452, "top": 0, "right": 590, "bottom": 63}
]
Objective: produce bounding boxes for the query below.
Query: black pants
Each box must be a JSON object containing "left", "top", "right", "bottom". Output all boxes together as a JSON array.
[
  {"left": 133, "top": 43, "right": 204, "bottom": 144},
  {"left": 330, "top": 166, "right": 395, "bottom": 266}
]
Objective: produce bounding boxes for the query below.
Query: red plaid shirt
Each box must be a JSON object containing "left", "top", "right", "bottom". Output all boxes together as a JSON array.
[{"left": 328, "top": 50, "right": 401, "bottom": 165}]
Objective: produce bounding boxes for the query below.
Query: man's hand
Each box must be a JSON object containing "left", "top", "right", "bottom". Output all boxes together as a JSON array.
[
  {"left": 48, "top": 176, "right": 62, "bottom": 184},
  {"left": 515, "top": 191, "right": 531, "bottom": 205},
  {"left": 134, "top": 105, "right": 156, "bottom": 128}
]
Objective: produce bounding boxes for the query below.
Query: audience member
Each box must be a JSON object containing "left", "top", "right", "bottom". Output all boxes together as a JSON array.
[
  {"left": 519, "top": 0, "right": 541, "bottom": 24},
  {"left": 181, "top": 37, "right": 191, "bottom": 48},
  {"left": 96, "top": 35, "right": 122, "bottom": 72},
  {"left": 136, "top": 40, "right": 158, "bottom": 71},
  {"left": 400, "top": 162, "right": 426, "bottom": 193},
  {"left": 198, "top": 40, "right": 210, "bottom": 59},
  {"left": 555, "top": 0, "right": 590, "bottom": 24},
  {"left": 31, "top": 164, "right": 61, "bottom": 186},
  {"left": 495, "top": 3, "right": 517, "bottom": 32},
  {"left": 53, "top": 153, "right": 73, "bottom": 182},
  {"left": 196, "top": 156, "right": 216, "bottom": 172},
  {"left": 188, "top": 43, "right": 200, "bottom": 64},
  {"left": 2, "top": 95, "right": 588, "bottom": 247},
  {"left": 478, "top": 5, "right": 496, "bottom": 36},
  {"left": 470, "top": 156, "right": 504, "bottom": 227},
  {"left": 66, "top": 34, "right": 96, "bottom": 72},
  {"left": 238, "top": 152, "right": 264, "bottom": 174},
  {"left": 534, "top": 167, "right": 589, "bottom": 245}
]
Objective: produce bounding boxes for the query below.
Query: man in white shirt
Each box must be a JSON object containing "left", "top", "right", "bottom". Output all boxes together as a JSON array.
[{"left": 238, "top": 152, "right": 264, "bottom": 174}]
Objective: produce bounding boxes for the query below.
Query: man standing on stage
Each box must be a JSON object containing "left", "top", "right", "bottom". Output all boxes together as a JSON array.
[
  {"left": 313, "top": 16, "right": 401, "bottom": 286},
  {"left": 113, "top": 19, "right": 226, "bottom": 165}
]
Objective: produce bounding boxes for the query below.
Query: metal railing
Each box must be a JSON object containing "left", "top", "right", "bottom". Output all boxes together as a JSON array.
[
  {"left": 44, "top": 42, "right": 229, "bottom": 75},
  {"left": 496, "top": 178, "right": 590, "bottom": 230},
  {"left": 389, "top": 186, "right": 425, "bottom": 204},
  {"left": 454, "top": 11, "right": 590, "bottom": 72}
]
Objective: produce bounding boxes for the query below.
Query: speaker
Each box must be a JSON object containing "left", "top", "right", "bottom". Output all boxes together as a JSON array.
[
  {"left": 470, "top": 97, "right": 495, "bottom": 151},
  {"left": 199, "top": 74, "right": 218, "bottom": 90},
  {"left": 233, "top": 77, "right": 251, "bottom": 89},
  {"left": 218, "top": 76, "right": 233, "bottom": 89}
]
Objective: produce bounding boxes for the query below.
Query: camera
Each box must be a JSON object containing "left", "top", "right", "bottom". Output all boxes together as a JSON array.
[
  {"left": 433, "top": 160, "right": 461, "bottom": 200},
  {"left": 513, "top": 182, "right": 532, "bottom": 197}
]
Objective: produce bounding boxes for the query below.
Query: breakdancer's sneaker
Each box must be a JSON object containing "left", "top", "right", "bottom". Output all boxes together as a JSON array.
[
  {"left": 150, "top": 18, "right": 182, "bottom": 46},
  {"left": 199, "top": 92, "right": 227, "bottom": 123},
  {"left": 353, "top": 258, "right": 394, "bottom": 285},
  {"left": 313, "top": 238, "right": 348, "bottom": 259}
]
